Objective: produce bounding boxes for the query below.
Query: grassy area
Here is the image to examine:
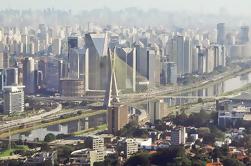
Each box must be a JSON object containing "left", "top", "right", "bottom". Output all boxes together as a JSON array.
[
  {"left": 0, "top": 110, "right": 107, "bottom": 138},
  {"left": 72, "top": 124, "right": 107, "bottom": 136},
  {"left": 0, "top": 145, "right": 29, "bottom": 157}
]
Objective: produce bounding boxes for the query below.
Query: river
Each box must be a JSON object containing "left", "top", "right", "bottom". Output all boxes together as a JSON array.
[
  {"left": 12, "top": 72, "right": 251, "bottom": 141},
  {"left": 12, "top": 113, "right": 106, "bottom": 141}
]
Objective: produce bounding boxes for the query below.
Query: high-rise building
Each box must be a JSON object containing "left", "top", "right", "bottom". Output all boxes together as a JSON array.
[
  {"left": 59, "top": 79, "right": 85, "bottom": 97},
  {"left": 239, "top": 26, "right": 249, "bottom": 44},
  {"left": 23, "top": 57, "right": 35, "bottom": 94},
  {"left": 147, "top": 49, "right": 160, "bottom": 87},
  {"left": 3, "top": 86, "right": 24, "bottom": 114},
  {"left": 52, "top": 38, "right": 61, "bottom": 55},
  {"left": 4, "top": 68, "right": 18, "bottom": 86},
  {"left": 148, "top": 99, "right": 166, "bottom": 123},
  {"left": 184, "top": 37, "right": 192, "bottom": 73},
  {"left": 0, "top": 69, "right": 4, "bottom": 92},
  {"left": 118, "top": 138, "right": 139, "bottom": 158},
  {"left": 161, "top": 62, "right": 177, "bottom": 85},
  {"left": 58, "top": 60, "right": 68, "bottom": 79},
  {"left": 115, "top": 47, "right": 136, "bottom": 92},
  {"left": 68, "top": 48, "right": 80, "bottom": 79},
  {"left": 85, "top": 33, "right": 109, "bottom": 90},
  {"left": 85, "top": 136, "right": 105, "bottom": 162},
  {"left": 217, "top": 23, "right": 225, "bottom": 45},
  {"left": 171, "top": 127, "right": 186, "bottom": 145},
  {"left": 176, "top": 35, "right": 185, "bottom": 76}
]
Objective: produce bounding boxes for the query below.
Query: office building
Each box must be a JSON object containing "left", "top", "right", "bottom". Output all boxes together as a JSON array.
[
  {"left": 118, "top": 138, "right": 139, "bottom": 159},
  {"left": 85, "top": 33, "right": 109, "bottom": 90},
  {"left": 4, "top": 68, "right": 18, "bottom": 86},
  {"left": 217, "top": 23, "right": 225, "bottom": 45},
  {"left": 59, "top": 78, "right": 85, "bottom": 97},
  {"left": 0, "top": 69, "right": 4, "bottom": 92},
  {"left": 84, "top": 136, "right": 104, "bottom": 162},
  {"left": 69, "top": 149, "right": 97, "bottom": 166},
  {"left": 161, "top": 61, "right": 177, "bottom": 85},
  {"left": 239, "top": 26, "right": 249, "bottom": 44},
  {"left": 147, "top": 49, "right": 160, "bottom": 87},
  {"left": 171, "top": 127, "right": 186, "bottom": 145},
  {"left": 176, "top": 35, "right": 185, "bottom": 76},
  {"left": 34, "top": 70, "right": 43, "bottom": 91},
  {"left": 3, "top": 86, "right": 24, "bottom": 114},
  {"left": 58, "top": 60, "right": 68, "bottom": 79},
  {"left": 184, "top": 37, "right": 192, "bottom": 73},
  {"left": 23, "top": 57, "right": 35, "bottom": 94},
  {"left": 68, "top": 48, "right": 80, "bottom": 79},
  {"left": 107, "top": 105, "right": 128, "bottom": 134},
  {"left": 114, "top": 47, "right": 136, "bottom": 92},
  {"left": 52, "top": 38, "right": 61, "bottom": 55},
  {"left": 148, "top": 99, "right": 166, "bottom": 124}
]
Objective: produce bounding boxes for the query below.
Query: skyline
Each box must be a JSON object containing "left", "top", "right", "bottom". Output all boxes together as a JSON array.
[{"left": 1, "top": 0, "right": 251, "bottom": 16}]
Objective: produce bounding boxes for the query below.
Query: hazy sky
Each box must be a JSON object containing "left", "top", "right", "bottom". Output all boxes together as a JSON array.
[{"left": 1, "top": 0, "right": 251, "bottom": 15}]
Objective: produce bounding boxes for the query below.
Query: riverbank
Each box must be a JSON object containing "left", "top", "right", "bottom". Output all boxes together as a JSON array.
[{"left": 0, "top": 110, "right": 106, "bottom": 138}]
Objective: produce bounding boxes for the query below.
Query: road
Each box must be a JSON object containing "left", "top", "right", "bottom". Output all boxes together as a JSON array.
[{"left": 0, "top": 103, "right": 62, "bottom": 132}]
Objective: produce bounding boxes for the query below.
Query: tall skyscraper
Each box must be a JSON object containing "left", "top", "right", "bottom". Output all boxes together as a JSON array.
[
  {"left": 4, "top": 68, "right": 18, "bottom": 86},
  {"left": 239, "top": 26, "right": 249, "bottom": 44},
  {"left": 184, "top": 37, "right": 192, "bottom": 73},
  {"left": 115, "top": 47, "right": 136, "bottom": 92},
  {"left": 3, "top": 86, "right": 24, "bottom": 114},
  {"left": 85, "top": 33, "right": 109, "bottom": 90},
  {"left": 161, "top": 61, "right": 177, "bottom": 85},
  {"left": 23, "top": 57, "right": 35, "bottom": 94},
  {"left": 217, "top": 23, "right": 225, "bottom": 45},
  {"left": 176, "top": 35, "right": 185, "bottom": 76}
]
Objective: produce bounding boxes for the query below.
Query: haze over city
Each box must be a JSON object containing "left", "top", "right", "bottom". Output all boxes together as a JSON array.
[{"left": 1, "top": 0, "right": 251, "bottom": 16}]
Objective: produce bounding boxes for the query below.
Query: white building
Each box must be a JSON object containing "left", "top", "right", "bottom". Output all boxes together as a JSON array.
[
  {"left": 118, "top": 138, "right": 138, "bottom": 159},
  {"left": 3, "top": 86, "right": 24, "bottom": 114},
  {"left": 171, "top": 127, "right": 186, "bottom": 145}
]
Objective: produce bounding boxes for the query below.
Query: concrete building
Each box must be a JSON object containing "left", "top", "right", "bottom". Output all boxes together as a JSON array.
[
  {"left": 176, "top": 35, "right": 185, "bottom": 76},
  {"left": 23, "top": 57, "right": 35, "bottom": 94},
  {"left": 84, "top": 33, "right": 109, "bottom": 90},
  {"left": 25, "top": 151, "right": 57, "bottom": 166},
  {"left": 3, "top": 86, "right": 24, "bottom": 114},
  {"left": 198, "top": 50, "right": 207, "bottom": 74},
  {"left": 69, "top": 148, "right": 97, "bottom": 166},
  {"left": 118, "top": 138, "right": 139, "bottom": 158},
  {"left": 52, "top": 38, "right": 61, "bottom": 55},
  {"left": 239, "top": 26, "right": 249, "bottom": 44},
  {"left": 217, "top": 23, "right": 225, "bottom": 45},
  {"left": 147, "top": 49, "right": 160, "bottom": 87},
  {"left": 4, "top": 68, "right": 18, "bottom": 86},
  {"left": 59, "top": 79, "right": 85, "bottom": 97},
  {"left": 58, "top": 60, "right": 68, "bottom": 79},
  {"left": 171, "top": 127, "right": 186, "bottom": 145},
  {"left": 148, "top": 99, "right": 166, "bottom": 124},
  {"left": 114, "top": 47, "right": 136, "bottom": 92},
  {"left": 184, "top": 37, "right": 192, "bottom": 73},
  {"left": 161, "top": 61, "right": 177, "bottom": 85},
  {"left": 107, "top": 105, "right": 128, "bottom": 134},
  {"left": 84, "top": 136, "right": 105, "bottom": 162}
]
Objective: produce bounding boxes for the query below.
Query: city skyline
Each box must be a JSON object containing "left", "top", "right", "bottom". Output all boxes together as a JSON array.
[{"left": 1, "top": 0, "right": 251, "bottom": 16}]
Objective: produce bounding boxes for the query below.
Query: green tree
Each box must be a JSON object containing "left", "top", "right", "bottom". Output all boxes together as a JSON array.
[
  {"left": 124, "top": 153, "right": 150, "bottom": 166},
  {"left": 202, "top": 133, "right": 215, "bottom": 145},
  {"left": 223, "top": 158, "right": 245, "bottom": 166},
  {"left": 44, "top": 133, "right": 56, "bottom": 142}
]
